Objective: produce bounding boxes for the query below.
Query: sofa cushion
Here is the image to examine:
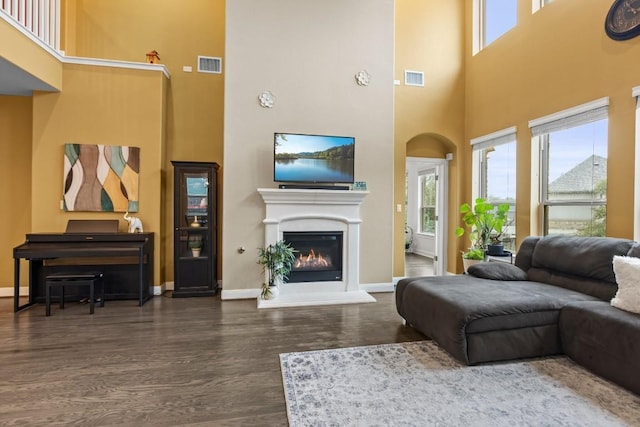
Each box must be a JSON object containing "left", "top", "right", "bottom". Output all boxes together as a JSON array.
[
  {"left": 611, "top": 255, "right": 640, "bottom": 314},
  {"left": 396, "top": 275, "right": 600, "bottom": 364},
  {"left": 527, "top": 267, "right": 618, "bottom": 301},
  {"left": 467, "top": 262, "right": 528, "bottom": 281},
  {"left": 560, "top": 301, "right": 640, "bottom": 395},
  {"left": 531, "top": 235, "right": 633, "bottom": 284}
]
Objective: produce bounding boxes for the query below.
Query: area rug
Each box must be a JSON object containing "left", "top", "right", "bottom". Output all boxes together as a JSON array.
[{"left": 280, "top": 341, "right": 640, "bottom": 426}]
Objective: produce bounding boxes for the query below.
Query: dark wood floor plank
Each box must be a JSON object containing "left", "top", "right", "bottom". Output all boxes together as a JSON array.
[{"left": 0, "top": 291, "right": 424, "bottom": 426}]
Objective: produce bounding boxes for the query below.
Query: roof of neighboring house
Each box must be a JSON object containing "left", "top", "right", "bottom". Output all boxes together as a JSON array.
[{"left": 548, "top": 154, "right": 607, "bottom": 194}]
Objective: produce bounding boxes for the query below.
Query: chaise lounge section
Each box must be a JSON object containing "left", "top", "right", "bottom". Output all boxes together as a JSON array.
[{"left": 396, "top": 235, "right": 640, "bottom": 395}]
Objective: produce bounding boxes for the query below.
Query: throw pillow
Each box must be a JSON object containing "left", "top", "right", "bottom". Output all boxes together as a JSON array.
[
  {"left": 611, "top": 255, "right": 640, "bottom": 314},
  {"left": 467, "top": 262, "right": 528, "bottom": 281}
]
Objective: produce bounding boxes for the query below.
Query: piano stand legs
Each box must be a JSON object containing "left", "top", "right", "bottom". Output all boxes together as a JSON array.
[{"left": 45, "top": 273, "right": 104, "bottom": 316}]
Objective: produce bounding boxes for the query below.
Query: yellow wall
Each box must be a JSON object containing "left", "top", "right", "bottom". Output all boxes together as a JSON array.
[
  {"left": 394, "top": 0, "right": 466, "bottom": 275},
  {"left": 0, "top": 96, "right": 32, "bottom": 287},
  {"left": 63, "top": 0, "right": 225, "bottom": 282},
  {"left": 465, "top": 0, "right": 640, "bottom": 245},
  {"left": 31, "top": 63, "right": 166, "bottom": 284}
]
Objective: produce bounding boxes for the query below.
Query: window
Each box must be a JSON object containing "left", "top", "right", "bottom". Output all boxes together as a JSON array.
[
  {"left": 419, "top": 170, "right": 436, "bottom": 234},
  {"left": 530, "top": 99, "right": 608, "bottom": 236},
  {"left": 474, "top": 0, "right": 517, "bottom": 53},
  {"left": 471, "top": 127, "right": 517, "bottom": 251}
]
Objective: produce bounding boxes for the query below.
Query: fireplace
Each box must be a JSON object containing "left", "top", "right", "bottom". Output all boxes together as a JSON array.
[
  {"left": 284, "top": 231, "right": 343, "bottom": 282},
  {"left": 257, "top": 188, "right": 375, "bottom": 308}
]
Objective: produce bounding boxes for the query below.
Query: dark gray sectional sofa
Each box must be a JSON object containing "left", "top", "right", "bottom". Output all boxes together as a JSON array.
[{"left": 395, "top": 235, "right": 640, "bottom": 395}]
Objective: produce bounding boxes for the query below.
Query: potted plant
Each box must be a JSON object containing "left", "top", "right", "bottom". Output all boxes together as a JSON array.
[
  {"left": 188, "top": 235, "right": 203, "bottom": 257},
  {"left": 455, "top": 198, "right": 510, "bottom": 271},
  {"left": 257, "top": 240, "right": 296, "bottom": 300}
]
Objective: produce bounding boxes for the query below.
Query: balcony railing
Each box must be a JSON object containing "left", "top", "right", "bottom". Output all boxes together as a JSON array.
[{"left": 1, "top": 0, "right": 60, "bottom": 51}]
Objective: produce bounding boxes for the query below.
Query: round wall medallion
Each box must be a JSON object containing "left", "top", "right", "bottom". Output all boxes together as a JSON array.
[
  {"left": 258, "top": 91, "right": 276, "bottom": 108},
  {"left": 355, "top": 70, "right": 370, "bottom": 86}
]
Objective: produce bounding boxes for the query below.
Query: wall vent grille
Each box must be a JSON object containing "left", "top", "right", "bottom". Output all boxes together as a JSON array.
[
  {"left": 405, "top": 70, "right": 424, "bottom": 87},
  {"left": 198, "top": 56, "right": 222, "bottom": 74}
]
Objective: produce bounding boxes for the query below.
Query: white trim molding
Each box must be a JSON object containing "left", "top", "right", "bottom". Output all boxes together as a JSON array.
[
  {"left": 528, "top": 97, "right": 609, "bottom": 130},
  {"left": 633, "top": 86, "right": 640, "bottom": 240},
  {"left": 63, "top": 56, "right": 171, "bottom": 79}
]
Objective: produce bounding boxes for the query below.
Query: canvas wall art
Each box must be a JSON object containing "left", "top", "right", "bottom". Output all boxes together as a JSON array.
[{"left": 63, "top": 143, "right": 140, "bottom": 212}]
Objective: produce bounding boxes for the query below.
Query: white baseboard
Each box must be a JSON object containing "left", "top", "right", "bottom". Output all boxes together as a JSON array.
[
  {"left": 4, "top": 281, "right": 401, "bottom": 300},
  {"left": 0, "top": 287, "right": 25, "bottom": 298},
  {"left": 221, "top": 288, "right": 261, "bottom": 300},
  {"left": 360, "top": 282, "right": 395, "bottom": 293},
  {"left": 153, "top": 282, "right": 170, "bottom": 295}
]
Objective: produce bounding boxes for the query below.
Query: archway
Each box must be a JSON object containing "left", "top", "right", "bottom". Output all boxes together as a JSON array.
[{"left": 400, "top": 133, "right": 458, "bottom": 277}]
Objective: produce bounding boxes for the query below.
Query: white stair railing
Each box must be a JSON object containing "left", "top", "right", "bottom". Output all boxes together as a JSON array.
[{"left": 1, "top": 0, "right": 60, "bottom": 51}]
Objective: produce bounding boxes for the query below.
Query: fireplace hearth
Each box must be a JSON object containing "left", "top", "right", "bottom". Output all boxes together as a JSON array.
[{"left": 284, "top": 231, "right": 343, "bottom": 283}]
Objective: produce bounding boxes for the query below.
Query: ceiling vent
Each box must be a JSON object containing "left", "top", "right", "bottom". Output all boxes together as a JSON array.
[
  {"left": 405, "top": 70, "right": 424, "bottom": 87},
  {"left": 198, "top": 56, "right": 222, "bottom": 74}
]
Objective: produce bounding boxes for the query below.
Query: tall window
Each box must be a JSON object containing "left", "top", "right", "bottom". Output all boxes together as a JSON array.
[
  {"left": 530, "top": 99, "right": 608, "bottom": 236},
  {"left": 419, "top": 170, "right": 436, "bottom": 234},
  {"left": 475, "top": 0, "right": 517, "bottom": 52},
  {"left": 471, "top": 127, "right": 517, "bottom": 250}
]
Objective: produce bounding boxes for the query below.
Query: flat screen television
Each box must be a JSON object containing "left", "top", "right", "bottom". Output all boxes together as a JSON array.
[{"left": 274, "top": 132, "right": 355, "bottom": 185}]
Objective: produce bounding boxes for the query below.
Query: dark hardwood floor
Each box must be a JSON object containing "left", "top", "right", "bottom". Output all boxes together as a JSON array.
[
  {"left": 0, "top": 292, "right": 424, "bottom": 426},
  {"left": 404, "top": 253, "right": 434, "bottom": 277}
]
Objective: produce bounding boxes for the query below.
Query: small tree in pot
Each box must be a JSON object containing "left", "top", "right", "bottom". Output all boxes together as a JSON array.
[{"left": 257, "top": 240, "right": 296, "bottom": 300}]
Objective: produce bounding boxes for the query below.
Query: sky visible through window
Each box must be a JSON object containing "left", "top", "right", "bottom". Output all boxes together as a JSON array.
[
  {"left": 485, "top": 120, "right": 608, "bottom": 200},
  {"left": 547, "top": 120, "right": 608, "bottom": 183},
  {"left": 486, "top": 142, "right": 516, "bottom": 202},
  {"left": 485, "top": 0, "right": 517, "bottom": 46}
]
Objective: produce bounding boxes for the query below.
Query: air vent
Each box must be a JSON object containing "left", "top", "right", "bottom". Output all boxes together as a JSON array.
[
  {"left": 198, "top": 56, "right": 222, "bottom": 74},
  {"left": 405, "top": 70, "right": 424, "bottom": 87}
]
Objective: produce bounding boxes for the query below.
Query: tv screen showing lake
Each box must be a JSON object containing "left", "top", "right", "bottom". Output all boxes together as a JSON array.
[{"left": 275, "top": 158, "right": 354, "bottom": 183}]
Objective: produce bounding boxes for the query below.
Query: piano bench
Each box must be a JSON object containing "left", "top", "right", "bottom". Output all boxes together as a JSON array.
[{"left": 45, "top": 272, "right": 104, "bottom": 316}]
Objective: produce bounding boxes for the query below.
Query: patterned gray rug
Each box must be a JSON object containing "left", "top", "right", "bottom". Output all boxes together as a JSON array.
[{"left": 280, "top": 341, "right": 640, "bottom": 426}]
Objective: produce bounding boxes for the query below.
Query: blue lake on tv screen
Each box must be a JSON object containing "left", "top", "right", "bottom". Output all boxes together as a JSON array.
[{"left": 275, "top": 158, "right": 353, "bottom": 182}]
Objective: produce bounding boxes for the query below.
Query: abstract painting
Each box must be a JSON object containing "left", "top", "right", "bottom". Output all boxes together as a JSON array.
[{"left": 63, "top": 143, "right": 140, "bottom": 212}]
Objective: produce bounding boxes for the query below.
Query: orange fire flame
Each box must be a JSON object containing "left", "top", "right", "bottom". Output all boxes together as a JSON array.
[{"left": 294, "top": 249, "right": 332, "bottom": 269}]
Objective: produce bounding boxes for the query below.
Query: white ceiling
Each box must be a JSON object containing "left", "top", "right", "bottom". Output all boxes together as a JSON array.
[{"left": 0, "top": 56, "right": 58, "bottom": 96}]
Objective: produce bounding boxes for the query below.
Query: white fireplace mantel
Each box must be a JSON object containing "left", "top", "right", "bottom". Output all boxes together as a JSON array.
[
  {"left": 258, "top": 188, "right": 369, "bottom": 205},
  {"left": 257, "top": 188, "right": 375, "bottom": 308}
]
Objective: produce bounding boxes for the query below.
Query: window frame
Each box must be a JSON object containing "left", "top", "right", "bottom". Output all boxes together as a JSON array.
[
  {"left": 473, "top": 0, "right": 518, "bottom": 54},
  {"left": 529, "top": 98, "right": 609, "bottom": 236},
  {"left": 532, "top": 0, "right": 553, "bottom": 13},
  {"left": 471, "top": 127, "right": 517, "bottom": 250},
  {"left": 418, "top": 169, "right": 437, "bottom": 235}
]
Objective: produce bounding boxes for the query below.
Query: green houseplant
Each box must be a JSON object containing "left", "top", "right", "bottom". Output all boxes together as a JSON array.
[
  {"left": 455, "top": 198, "right": 510, "bottom": 266},
  {"left": 257, "top": 240, "right": 297, "bottom": 299}
]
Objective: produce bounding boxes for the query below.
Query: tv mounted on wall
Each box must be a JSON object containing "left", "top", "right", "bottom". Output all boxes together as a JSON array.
[{"left": 274, "top": 132, "right": 355, "bottom": 187}]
